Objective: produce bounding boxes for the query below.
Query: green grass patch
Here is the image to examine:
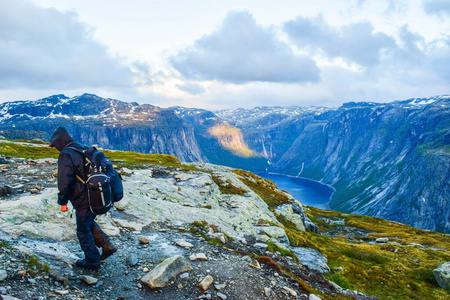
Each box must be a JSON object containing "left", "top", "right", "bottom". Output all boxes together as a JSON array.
[
  {"left": 103, "top": 149, "right": 202, "bottom": 171},
  {"left": 341, "top": 246, "right": 390, "bottom": 264},
  {"left": 211, "top": 175, "right": 246, "bottom": 195},
  {"left": 0, "top": 140, "right": 202, "bottom": 171},
  {"left": 0, "top": 142, "right": 59, "bottom": 159},
  {"left": 0, "top": 240, "right": 13, "bottom": 250},
  {"left": 27, "top": 255, "right": 50, "bottom": 274},
  {"left": 266, "top": 241, "right": 298, "bottom": 261},
  {"left": 325, "top": 273, "right": 352, "bottom": 290},
  {"left": 280, "top": 206, "right": 450, "bottom": 299}
]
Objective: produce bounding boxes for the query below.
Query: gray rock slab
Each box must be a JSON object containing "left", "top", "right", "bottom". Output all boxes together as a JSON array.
[
  {"left": 260, "top": 226, "right": 286, "bottom": 239},
  {"left": 141, "top": 255, "right": 193, "bottom": 289},
  {"left": 433, "top": 262, "right": 450, "bottom": 289},
  {"left": 1, "top": 296, "right": 21, "bottom": 300},
  {"left": 376, "top": 238, "right": 389, "bottom": 243},
  {"left": 253, "top": 243, "right": 268, "bottom": 250},
  {"left": 275, "top": 204, "right": 306, "bottom": 231},
  {"left": 291, "top": 247, "right": 330, "bottom": 273}
]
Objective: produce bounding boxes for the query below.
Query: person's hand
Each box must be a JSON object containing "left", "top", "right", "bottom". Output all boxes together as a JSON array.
[{"left": 60, "top": 205, "right": 68, "bottom": 212}]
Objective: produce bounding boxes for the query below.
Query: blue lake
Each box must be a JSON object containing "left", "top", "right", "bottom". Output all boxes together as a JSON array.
[{"left": 258, "top": 173, "right": 334, "bottom": 209}]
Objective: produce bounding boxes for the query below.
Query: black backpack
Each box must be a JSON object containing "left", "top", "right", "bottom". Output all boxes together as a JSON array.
[{"left": 71, "top": 147, "right": 124, "bottom": 215}]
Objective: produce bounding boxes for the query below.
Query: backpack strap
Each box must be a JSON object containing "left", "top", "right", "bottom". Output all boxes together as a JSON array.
[
  {"left": 66, "top": 146, "right": 90, "bottom": 185},
  {"left": 75, "top": 174, "right": 86, "bottom": 184}
]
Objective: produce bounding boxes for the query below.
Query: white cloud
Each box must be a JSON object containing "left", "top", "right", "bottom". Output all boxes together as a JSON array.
[
  {"left": 283, "top": 15, "right": 396, "bottom": 68},
  {"left": 176, "top": 82, "right": 206, "bottom": 95},
  {"left": 0, "top": 0, "right": 147, "bottom": 90},
  {"left": 155, "top": 10, "right": 450, "bottom": 109},
  {"left": 170, "top": 11, "right": 319, "bottom": 84},
  {"left": 423, "top": 0, "right": 450, "bottom": 16},
  {"left": 281, "top": 15, "right": 449, "bottom": 95},
  {"left": 1, "top": 1, "right": 448, "bottom": 109}
]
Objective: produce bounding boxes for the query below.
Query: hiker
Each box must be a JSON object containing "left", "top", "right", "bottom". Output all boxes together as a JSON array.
[{"left": 50, "top": 126, "right": 117, "bottom": 270}]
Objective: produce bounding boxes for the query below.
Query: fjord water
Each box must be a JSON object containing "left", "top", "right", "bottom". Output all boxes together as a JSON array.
[{"left": 260, "top": 173, "right": 334, "bottom": 209}]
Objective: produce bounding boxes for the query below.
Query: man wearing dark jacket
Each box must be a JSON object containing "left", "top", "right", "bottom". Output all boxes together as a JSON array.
[{"left": 50, "top": 126, "right": 117, "bottom": 270}]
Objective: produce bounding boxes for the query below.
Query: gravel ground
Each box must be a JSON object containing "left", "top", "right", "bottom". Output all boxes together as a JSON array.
[
  {"left": 0, "top": 220, "right": 335, "bottom": 300},
  {"left": 0, "top": 156, "right": 57, "bottom": 198}
]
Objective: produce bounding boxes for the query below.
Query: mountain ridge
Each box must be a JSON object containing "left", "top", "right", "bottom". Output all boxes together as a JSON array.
[{"left": 0, "top": 94, "right": 448, "bottom": 233}]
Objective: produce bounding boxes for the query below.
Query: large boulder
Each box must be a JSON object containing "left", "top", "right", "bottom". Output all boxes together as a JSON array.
[
  {"left": 275, "top": 204, "right": 306, "bottom": 231},
  {"left": 141, "top": 255, "right": 193, "bottom": 289},
  {"left": 433, "top": 262, "right": 450, "bottom": 289}
]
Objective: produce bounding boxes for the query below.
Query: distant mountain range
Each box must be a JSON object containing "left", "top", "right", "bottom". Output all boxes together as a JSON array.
[
  {"left": 0, "top": 94, "right": 204, "bottom": 162},
  {"left": 0, "top": 93, "right": 449, "bottom": 233}
]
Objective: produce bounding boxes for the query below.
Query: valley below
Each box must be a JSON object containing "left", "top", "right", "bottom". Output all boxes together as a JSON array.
[{"left": 257, "top": 173, "right": 334, "bottom": 209}]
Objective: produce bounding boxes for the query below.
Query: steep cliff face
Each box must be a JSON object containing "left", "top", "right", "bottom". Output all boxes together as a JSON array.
[
  {"left": 169, "top": 107, "right": 268, "bottom": 172},
  {"left": 0, "top": 94, "right": 204, "bottom": 162},
  {"left": 216, "top": 106, "right": 330, "bottom": 166},
  {"left": 273, "top": 97, "right": 450, "bottom": 233}
]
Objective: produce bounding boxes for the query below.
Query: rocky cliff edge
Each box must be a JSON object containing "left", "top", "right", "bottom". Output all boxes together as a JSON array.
[{"left": 0, "top": 139, "right": 448, "bottom": 299}]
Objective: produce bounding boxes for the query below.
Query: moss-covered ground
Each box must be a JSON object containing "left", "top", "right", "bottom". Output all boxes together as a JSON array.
[
  {"left": 0, "top": 139, "right": 199, "bottom": 171},
  {"left": 295, "top": 207, "right": 450, "bottom": 300},
  {"left": 233, "top": 169, "right": 291, "bottom": 208},
  {"left": 0, "top": 141, "right": 59, "bottom": 159},
  {"left": 211, "top": 175, "right": 247, "bottom": 195},
  {"left": 233, "top": 170, "right": 449, "bottom": 299}
]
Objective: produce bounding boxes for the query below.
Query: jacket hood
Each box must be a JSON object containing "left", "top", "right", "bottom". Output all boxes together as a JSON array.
[{"left": 49, "top": 126, "right": 75, "bottom": 151}]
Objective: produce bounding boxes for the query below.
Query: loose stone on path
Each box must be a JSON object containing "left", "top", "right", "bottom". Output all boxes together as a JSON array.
[
  {"left": 138, "top": 235, "right": 149, "bottom": 244},
  {"left": 199, "top": 275, "right": 214, "bottom": 291},
  {"left": 189, "top": 253, "right": 207, "bottom": 261},
  {"left": 54, "top": 290, "right": 69, "bottom": 295},
  {"left": 283, "top": 286, "right": 297, "bottom": 296},
  {"left": 249, "top": 260, "right": 261, "bottom": 269},
  {"left": 0, "top": 269, "right": 7, "bottom": 281},
  {"left": 175, "top": 239, "right": 194, "bottom": 248},
  {"left": 80, "top": 275, "right": 98, "bottom": 285},
  {"left": 141, "top": 255, "right": 193, "bottom": 289}
]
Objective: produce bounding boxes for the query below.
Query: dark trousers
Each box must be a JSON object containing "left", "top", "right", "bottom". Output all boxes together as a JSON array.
[{"left": 76, "top": 207, "right": 110, "bottom": 262}]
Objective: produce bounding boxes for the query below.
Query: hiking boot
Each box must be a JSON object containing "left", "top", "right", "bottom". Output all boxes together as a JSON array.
[
  {"left": 76, "top": 259, "right": 100, "bottom": 270},
  {"left": 100, "top": 243, "right": 117, "bottom": 260}
]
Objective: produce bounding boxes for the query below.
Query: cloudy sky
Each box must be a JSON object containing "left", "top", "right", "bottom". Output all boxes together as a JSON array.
[{"left": 1, "top": 0, "right": 449, "bottom": 109}]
